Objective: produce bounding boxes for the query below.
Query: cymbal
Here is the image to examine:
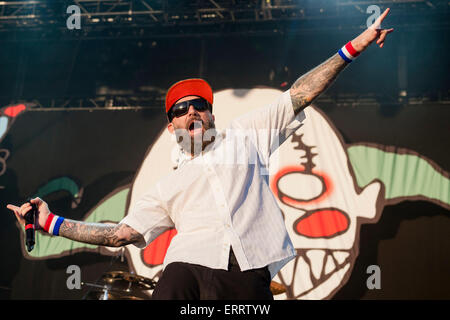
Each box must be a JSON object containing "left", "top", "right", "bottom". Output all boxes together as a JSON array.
[
  {"left": 270, "top": 280, "right": 286, "bottom": 295},
  {"left": 82, "top": 271, "right": 157, "bottom": 300},
  {"left": 101, "top": 271, "right": 156, "bottom": 290},
  {"left": 86, "top": 290, "right": 144, "bottom": 300}
]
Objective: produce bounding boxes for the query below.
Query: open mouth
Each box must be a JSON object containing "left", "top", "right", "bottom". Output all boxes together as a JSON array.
[
  {"left": 188, "top": 120, "right": 203, "bottom": 135},
  {"left": 275, "top": 248, "right": 352, "bottom": 300}
]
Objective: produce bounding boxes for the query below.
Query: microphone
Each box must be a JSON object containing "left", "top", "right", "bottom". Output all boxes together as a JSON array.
[{"left": 24, "top": 201, "right": 37, "bottom": 252}]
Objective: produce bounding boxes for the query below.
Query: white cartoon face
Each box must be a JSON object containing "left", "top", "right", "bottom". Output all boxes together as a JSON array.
[
  {"left": 269, "top": 106, "right": 382, "bottom": 299},
  {"left": 124, "top": 88, "right": 382, "bottom": 299}
]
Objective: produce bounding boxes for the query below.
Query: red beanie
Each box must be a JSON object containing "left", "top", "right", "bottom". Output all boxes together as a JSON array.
[{"left": 165, "top": 78, "right": 213, "bottom": 113}]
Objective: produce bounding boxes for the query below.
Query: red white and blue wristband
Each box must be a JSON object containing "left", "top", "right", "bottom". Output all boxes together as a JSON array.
[
  {"left": 44, "top": 213, "right": 65, "bottom": 236},
  {"left": 338, "top": 41, "right": 360, "bottom": 63}
]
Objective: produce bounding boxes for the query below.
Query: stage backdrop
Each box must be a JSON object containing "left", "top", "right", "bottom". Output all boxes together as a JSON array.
[{"left": 0, "top": 88, "right": 449, "bottom": 300}]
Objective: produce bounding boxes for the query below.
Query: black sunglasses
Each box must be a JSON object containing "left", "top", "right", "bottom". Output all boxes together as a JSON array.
[{"left": 167, "top": 98, "right": 212, "bottom": 122}]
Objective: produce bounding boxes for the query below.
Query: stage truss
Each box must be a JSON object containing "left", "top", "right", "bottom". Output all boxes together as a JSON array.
[
  {"left": 0, "top": 0, "right": 448, "bottom": 40},
  {"left": 0, "top": 1, "right": 448, "bottom": 109}
]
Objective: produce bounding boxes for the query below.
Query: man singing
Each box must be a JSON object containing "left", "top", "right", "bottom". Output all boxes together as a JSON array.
[{"left": 7, "top": 9, "right": 393, "bottom": 300}]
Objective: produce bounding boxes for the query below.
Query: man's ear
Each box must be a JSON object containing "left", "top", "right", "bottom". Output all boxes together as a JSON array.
[{"left": 167, "top": 122, "right": 174, "bottom": 134}]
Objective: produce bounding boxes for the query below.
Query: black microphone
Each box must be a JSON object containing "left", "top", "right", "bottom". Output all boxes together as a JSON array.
[{"left": 24, "top": 201, "right": 37, "bottom": 252}]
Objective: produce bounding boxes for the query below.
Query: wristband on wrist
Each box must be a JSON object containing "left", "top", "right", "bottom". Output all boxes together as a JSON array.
[
  {"left": 338, "top": 41, "right": 360, "bottom": 63},
  {"left": 43, "top": 213, "right": 65, "bottom": 236}
]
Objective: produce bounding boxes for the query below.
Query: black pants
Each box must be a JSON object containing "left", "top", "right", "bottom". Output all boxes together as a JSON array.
[{"left": 152, "top": 249, "right": 273, "bottom": 300}]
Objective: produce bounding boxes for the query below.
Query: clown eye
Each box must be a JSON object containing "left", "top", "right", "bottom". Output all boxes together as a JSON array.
[{"left": 277, "top": 172, "right": 324, "bottom": 202}]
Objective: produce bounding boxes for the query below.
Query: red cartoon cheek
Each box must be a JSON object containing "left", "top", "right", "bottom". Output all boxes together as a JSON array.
[
  {"left": 141, "top": 229, "right": 177, "bottom": 266},
  {"left": 294, "top": 208, "right": 349, "bottom": 238}
]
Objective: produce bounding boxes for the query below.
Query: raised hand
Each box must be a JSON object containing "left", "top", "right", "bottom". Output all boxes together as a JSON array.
[{"left": 352, "top": 8, "right": 394, "bottom": 51}]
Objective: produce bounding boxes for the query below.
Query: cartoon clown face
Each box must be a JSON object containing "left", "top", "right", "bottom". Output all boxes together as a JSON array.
[{"left": 269, "top": 106, "right": 382, "bottom": 300}]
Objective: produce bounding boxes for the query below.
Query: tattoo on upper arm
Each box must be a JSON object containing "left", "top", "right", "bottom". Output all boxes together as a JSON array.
[
  {"left": 59, "top": 220, "right": 144, "bottom": 247},
  {"left": 290, "top": 53, "right": 348, "bottom": 115}
]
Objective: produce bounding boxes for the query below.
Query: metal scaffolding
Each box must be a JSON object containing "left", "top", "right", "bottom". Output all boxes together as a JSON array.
[
  {"left": 0, "top": 1, "right": 448, "bottom": 109},
  {"left": 0, "top": 0, "right": 448, "bottom": 40},
  {"left": 10, "top": 90, "right": 448, "bottom": 112}
]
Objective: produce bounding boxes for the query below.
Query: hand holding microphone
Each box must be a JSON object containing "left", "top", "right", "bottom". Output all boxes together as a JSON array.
[{"left": 6, "top": 197, "right": 52, "bottom": 251}]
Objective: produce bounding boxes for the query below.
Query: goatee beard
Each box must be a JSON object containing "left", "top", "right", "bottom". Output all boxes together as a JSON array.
[{"left": 176, "top": 120, "right": 216, "bottom": 157}]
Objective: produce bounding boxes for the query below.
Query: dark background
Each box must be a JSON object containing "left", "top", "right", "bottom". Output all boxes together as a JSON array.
[{"left": 1, "top": 29, "right": 448, "bottom": 104}]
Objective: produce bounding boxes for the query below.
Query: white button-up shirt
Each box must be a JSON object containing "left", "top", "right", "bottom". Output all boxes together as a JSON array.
[{"left": 121, "top": 90, "right": 304, "bottom": 278}]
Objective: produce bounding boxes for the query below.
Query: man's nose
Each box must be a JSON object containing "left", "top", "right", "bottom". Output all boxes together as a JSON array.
[{"left": 187, "top": 104, "right": 198, "bottom": 115}]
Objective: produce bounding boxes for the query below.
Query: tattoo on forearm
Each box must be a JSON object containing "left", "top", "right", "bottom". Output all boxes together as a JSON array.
[
  {"left": 59, "top": 220, "right": 144, "bottom": 247},
  {"left": 290, "top": 53, "right": 348, "bottom": 115}
]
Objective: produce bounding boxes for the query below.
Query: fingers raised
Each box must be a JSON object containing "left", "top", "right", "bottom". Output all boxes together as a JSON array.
[
  {"left": 14, "top": 203, "right": 30, "bottom": 218},
  {"left": 6, "top": 204, "right": 20, "bottom": 212},
  {"left": 20, "top": 205, "right": 33, "bottom": 217},
  {"left": 7, "top": 204, "right": 26, "bottom": 224},
  {"left": 371, "top": 8, "right": 390, "bottom": 30},
  {"left": 376, "top": 29, "right": 394, "bottom": 47},
  {"left": 376, "top": 31, "right": 387, "bottom": 44},
  {"left": 377, "top": 8, "right": 390, "bottom": 25}
]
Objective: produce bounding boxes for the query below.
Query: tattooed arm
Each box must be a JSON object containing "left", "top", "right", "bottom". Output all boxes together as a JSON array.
[
  {"left": 290, "top": 8, "right": 394, "bottom": 115},
  {"left": 7, "top": 197, "right": 145, "bottom": 247},
  {"left": 290, "top": 53, "right": 348, "bottom": 115},
  {"left": 59, "top": 220, "right": 144, "bottom": 247}
]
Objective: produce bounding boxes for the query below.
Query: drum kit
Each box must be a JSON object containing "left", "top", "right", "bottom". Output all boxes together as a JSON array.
[
  {"left": 82, "top": 271, "right": 156, "bottom": 300},
  {"left": 83, "top": 270, "right": 286, "bottom": 300}
]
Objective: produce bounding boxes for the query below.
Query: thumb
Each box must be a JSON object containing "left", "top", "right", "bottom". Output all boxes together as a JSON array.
[
  {"left": 6, "top": 204, "right": 19, "bottom": 212},
  {"left": 30, "top": 197, "right": 42, "bottom": 207}
]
